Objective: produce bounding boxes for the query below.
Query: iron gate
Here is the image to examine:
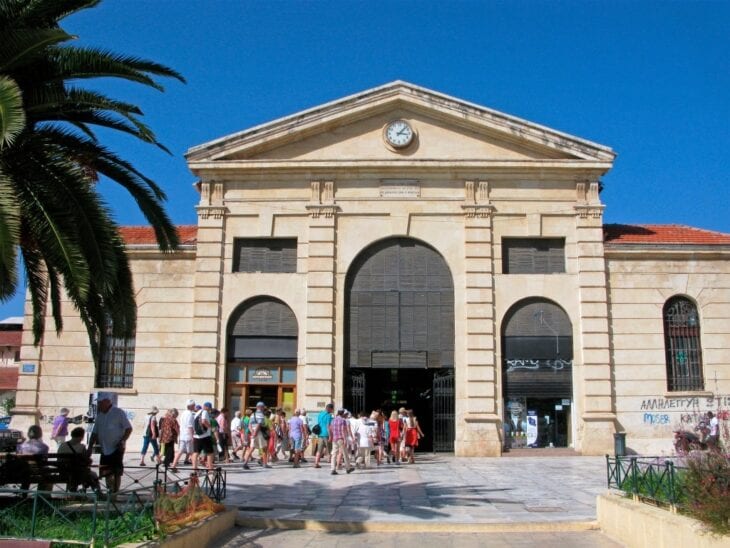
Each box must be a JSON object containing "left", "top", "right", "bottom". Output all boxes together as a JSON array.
[
  {"left": 433, "top": 369, "right": 455, "bottom": 452},
  {"left": 348, "top": 371, "right": 366, "bottom": 415}
]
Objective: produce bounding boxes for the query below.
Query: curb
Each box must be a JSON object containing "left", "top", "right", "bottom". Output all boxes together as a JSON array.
[{"left": 235, "top": 515, "right": 600, "bottom": 533}]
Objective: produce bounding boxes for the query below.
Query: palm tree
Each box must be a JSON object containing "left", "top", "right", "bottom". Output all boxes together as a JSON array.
[{"left": 0, "top": 0, "right": 184, "bottom": 364}]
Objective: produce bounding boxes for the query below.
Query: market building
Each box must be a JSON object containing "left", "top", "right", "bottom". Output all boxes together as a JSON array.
[{"left": 12, "top": 82, "right": 730, "bottom": 456}]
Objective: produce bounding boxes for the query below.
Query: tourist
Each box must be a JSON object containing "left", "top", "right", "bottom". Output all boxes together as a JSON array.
[
  {"left": 288, "top": 409, "right": 307, "bottom": 467},
  {"left": 388, "top": 410, "right": 402, "bottom": 464},
  {"left": 242, "top": 402, "right": 271, "bottom": 469},
  {"left": 404, "top": 409, "right": 424, "bottom": 464},
  {"left": 355, "top": 412, "right": 375, "bottom": 469},
  {"left": 58, "top": 427, "right": 99, "bottom": 492},
  {"left": 242, "top": 408, "right": 252, "bottom": 448},
  {"left": 192, "top": 402, "right": 214, "bottom": 472},
  {"left": 299, "top": 409, "right": 310, "bottom": 462},
  {"left": 171, "top": 399, "right": 195, "bottom": 471},
  {"left": 371, "top": 410, "right": 385, "bottom": 466},
  {"left": 276, "top": 409, "right": 290, "bottom": 461},
  {"left": 330, "top": 408, "right": 354, "bottom": 475},
  {"left": 50, "top": 407, "right": 70, "bottom": 448},
  {"left": 139, "top": 406, "right": 161, "bottom": 466},
  {"left": 217, "top": 408, "right": 231, "bottom": 463},
  {"left": 314, "top": 403, "right": 334, "bottom": 469},
  {"left": 230, "top": 410, "right": 242, "bottom": 460},
  {"left": 347, "top": 410, "right": 360, "bottom": 462},
  {"left": 158, "top": 408, "right": 179, "bottom": 468},
  {"left": 87, "top": 393, "right": 132, "bottom": 493},
  {"left": 19, "top": 425, "right": 49, "bottom": 455}
]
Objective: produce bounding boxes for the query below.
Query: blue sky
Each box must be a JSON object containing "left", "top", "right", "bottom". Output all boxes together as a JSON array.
[{"left": 2, "top": 0, "right": 729, "bottom": 318}]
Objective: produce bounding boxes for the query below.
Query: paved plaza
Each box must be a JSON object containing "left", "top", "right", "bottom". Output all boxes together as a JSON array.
[
  {"left": 215, "top": 528, "right": 623, "bottom": 547},
  {"left": 222, "top": 453, "right": 609, "bottom": 526}
]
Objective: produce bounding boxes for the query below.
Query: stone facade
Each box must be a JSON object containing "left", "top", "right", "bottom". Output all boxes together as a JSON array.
[{"left": 13, "top": 82, "right": 730, "bottom": 456}]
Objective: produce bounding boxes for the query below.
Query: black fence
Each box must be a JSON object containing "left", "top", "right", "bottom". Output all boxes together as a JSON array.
[{"left": 606, "top": 455, "right": 686, "bottom": 507}]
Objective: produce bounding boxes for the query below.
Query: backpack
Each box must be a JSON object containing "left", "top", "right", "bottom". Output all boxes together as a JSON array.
[
  {"left": 193, "top": 412, "right": 207, "bottom": 436},
  {"left": 311, "top": 424, "right": 322, "bottom": 436}
]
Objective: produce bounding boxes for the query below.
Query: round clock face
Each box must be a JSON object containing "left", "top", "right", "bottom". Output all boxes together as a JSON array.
[{"left": 384, "top": 120, "right": 414, "bottom": 149}]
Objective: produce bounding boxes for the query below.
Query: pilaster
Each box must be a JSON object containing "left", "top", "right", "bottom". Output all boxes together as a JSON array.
[
  {"left": 192, "top": 180, "right": 227, "bottom": 405},
  {"left": 458, "top": 180, "right": 501, "bottom": 456},
  {"left": 304, "top": 180, "right": 338, "bottom": 411},
  {"left": 575, "top": 179, "right": 616, "bottom": 454}
]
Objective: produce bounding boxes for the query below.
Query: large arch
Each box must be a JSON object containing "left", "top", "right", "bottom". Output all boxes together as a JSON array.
[
  {"left": 501, "top": 297, "right": 574, "bottom": 449},
  {"left": 225, "top": 296, "right": 299, "bottom": 414},
  {"left": 344, "top": 237, "right": 455, "bottom": 451}
]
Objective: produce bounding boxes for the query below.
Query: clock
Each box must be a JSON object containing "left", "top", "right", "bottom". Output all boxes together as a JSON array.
[{"left": 383, "top": 120, "right": 415, "bottom": 149}]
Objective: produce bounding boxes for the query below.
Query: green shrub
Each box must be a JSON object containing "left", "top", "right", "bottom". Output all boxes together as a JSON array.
[{"left": 682, "top": 453, "right": 730, "bottom": 535}]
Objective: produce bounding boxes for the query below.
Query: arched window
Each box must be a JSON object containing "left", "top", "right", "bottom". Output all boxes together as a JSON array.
[
  {"left": 663, "top": 297, "right": 704, "bottom": 392},
  {"left": 97, "top": 319, "right": 135, "bottom": 388}
]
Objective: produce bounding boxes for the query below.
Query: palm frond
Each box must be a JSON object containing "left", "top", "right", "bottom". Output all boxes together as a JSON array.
[
  {"left": 0, "top": 167, "right": 20, "bottom": 299},
  {"left": 0, "top": 28, "right": 73, "bottom": 72},
  {"left": 0, "top": 76, "right": 25, "bottom": 147}
]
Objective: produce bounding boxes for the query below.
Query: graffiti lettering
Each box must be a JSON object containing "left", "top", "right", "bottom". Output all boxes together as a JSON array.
[
  {"left": 506, "top": 359, "right": 572, "bottom": 372},
  {"left": 643, "top": 413, "right": 670, "bottom": 425}
]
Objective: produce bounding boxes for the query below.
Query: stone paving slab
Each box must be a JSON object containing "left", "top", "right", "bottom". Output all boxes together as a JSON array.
[
  {"left": 217, "top": 453, "right": 609, "bottom": 525},
  {"left": 214, "top": 527, "right": 625, "bottom": 547}
]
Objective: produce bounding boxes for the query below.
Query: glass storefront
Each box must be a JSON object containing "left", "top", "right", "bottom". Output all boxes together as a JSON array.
[{"left": 226, "top": 364, "right": 297, "bottom": 415}]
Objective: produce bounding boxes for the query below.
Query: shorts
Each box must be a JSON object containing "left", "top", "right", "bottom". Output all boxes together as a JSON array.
[
  {"left": 193, "top": 436, "right": 214, "bottom": 455},
  {"left": 291, "top": 437, "right": 304, "bottom": 451},
  {"left": 100, "top": 448, "right": 125, "bottom": 475},
  {"left": 316, "top": 438, "right": 331, "bottom": 456},
  {"left": 179, "top": 439, "right": 193, "bottom": 454},
  {"left": 250, "top": 430, "right": 267, "bottom": 450}
]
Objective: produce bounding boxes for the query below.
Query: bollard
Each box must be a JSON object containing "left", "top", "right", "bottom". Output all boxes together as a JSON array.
[{"left": 613, "top": 432, "right": 626, "bottom": 456}]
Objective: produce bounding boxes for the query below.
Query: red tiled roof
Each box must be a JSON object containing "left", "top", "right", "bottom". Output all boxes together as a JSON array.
[
  {"left": 119, "top": 225, "right": 197, "bottom": 246},
  {"left": 0, "top": 367, "right": 18, "bottom": 391},
  {"left": 604, "top": 224, "right": 730, "bottom": 245},
  {"left": 0, "top": 331, "right": 21, "bottom": 347}
]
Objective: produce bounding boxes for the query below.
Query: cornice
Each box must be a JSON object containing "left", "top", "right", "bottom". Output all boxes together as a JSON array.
[{"left": 186, "top": 81, "right": 616, "bottom": 163}]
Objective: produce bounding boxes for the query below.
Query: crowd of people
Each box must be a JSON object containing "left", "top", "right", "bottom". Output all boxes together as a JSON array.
[
  {"left": 153, "top": 400, "right": 426, "bottom": 474},
  {"left": 12, "top": 397, "right": 427, "bottom": 491}
]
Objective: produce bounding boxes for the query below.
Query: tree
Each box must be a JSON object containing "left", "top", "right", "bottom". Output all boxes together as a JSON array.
[{"left": 0, "top": 0, "right": 184, "bottom": 364}]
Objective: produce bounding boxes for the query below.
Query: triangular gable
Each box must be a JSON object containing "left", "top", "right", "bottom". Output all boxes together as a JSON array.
[{"left": 186, "top": 81, "right": 615, "bottom": 164}]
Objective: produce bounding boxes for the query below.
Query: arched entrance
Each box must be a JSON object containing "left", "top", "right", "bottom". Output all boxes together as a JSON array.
[
  {"left": 502, "top": 298, "right": 573, "bottom": 449},
  {"left": 344, "top": 238, "right": 455, "bottom": 451},
  {"left": 226, "top": 297, "right": 298, "bottom": 415}
]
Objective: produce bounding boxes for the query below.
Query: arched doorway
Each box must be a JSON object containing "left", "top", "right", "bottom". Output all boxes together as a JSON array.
[
  {"left": 344, "top": 238, "right": 455, "bottom": 451},
  {"left": 226, "top": 297, "right": 298, "bottom": 415},
  {"left": 502, "top": 298, "right": 573, "bottom": 449}
]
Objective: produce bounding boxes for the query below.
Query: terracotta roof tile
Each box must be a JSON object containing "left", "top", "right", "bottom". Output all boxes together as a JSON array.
[
  {"left": 0, "top": 331, "right": 21, "bottom": 347},
  {"left": 0, "top": 367, "right": 18, "bottom": 391},
  {"left": 119, "top": 225, "right": 197, "bottom": 246},
  {"left": 604, "top": 224, "right": 730, "bottom": 245}
]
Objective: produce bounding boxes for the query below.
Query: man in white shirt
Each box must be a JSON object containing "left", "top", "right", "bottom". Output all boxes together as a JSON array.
[
  {"left": 192, "top": 401, "right": 214, "bottom": 472},
  {"left": 87, "top": 393, "right": 132, "bottom": 493},
  {"left": 707, "top": 411, "right": 720, "bottom": 450},
  {"left": 171, "top": 399, "right": 195, "bottom": 471}
]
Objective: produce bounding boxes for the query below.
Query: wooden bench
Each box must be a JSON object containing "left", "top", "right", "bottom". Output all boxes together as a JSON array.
[{"left": 0, "top": 453, "right": 99, "bottom": 492}]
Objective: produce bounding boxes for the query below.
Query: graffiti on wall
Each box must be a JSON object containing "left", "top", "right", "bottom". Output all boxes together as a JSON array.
[{"left": 638, "top": 395, "right": 730, "bottom": 430}]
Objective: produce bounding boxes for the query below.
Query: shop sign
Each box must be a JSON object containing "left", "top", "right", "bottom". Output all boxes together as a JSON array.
[{"left": 252, "top": 368, "right": 273, "bottom": 381}]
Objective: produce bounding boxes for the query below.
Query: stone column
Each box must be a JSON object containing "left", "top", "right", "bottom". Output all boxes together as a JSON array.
[
  {"left": 303, "top": 181, "right": 339, "bottom": 411},
  {"left": 575, "top": 180, "right": 617, "bottom": 454},
  {"left": 459, "top": 180, "right": 501, "bottom": 456},
  {"left": 193, "top": 180, "right": 227, "bottom": 405}
]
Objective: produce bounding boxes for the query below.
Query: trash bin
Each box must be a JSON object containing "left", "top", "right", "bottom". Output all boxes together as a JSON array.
[{"left": 614, "top": 432, "right": 626, "bottom": 456}]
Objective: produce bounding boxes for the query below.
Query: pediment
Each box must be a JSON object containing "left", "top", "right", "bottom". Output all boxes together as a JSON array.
[{"left": 187, "top": 81, "right": 615, "bottom": 165}]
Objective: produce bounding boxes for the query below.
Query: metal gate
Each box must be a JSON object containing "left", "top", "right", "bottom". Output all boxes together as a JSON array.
[
  {"left": 348, "top": 371, "right": 366, "bottom": 415},
  {"left": 433, "top": 369, "right": 455, "bottom": 452}
]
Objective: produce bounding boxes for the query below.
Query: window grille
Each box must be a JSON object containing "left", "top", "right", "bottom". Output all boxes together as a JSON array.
[
  {"left": 97, "top": 321, "right": 135, "bottom": 388},
  {"left": 663, "top": 297, "right": 704, "bottom": 392}
]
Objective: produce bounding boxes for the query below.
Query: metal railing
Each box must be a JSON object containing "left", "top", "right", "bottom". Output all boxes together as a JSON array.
[
  {"left": 0, "top": 463, "right": 227, "bottom": 546},
  {"left": 155, "top": 464, "right": 226, "bottom": 502},
  {"left": 606, "top": 455, "right": 686, "bottom": 508}
]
